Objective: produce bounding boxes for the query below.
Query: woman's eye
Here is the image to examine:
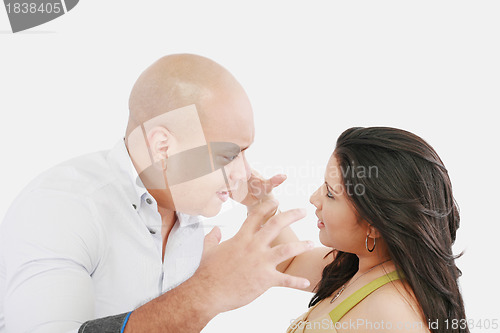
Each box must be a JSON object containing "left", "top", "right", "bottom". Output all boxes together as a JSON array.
[{"left": 324, "top": 184, "right": 335, "bottom": 199}]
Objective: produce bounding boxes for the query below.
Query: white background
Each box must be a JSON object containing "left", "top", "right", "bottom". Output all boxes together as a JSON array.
[{"left": 1, "top": 1, "right": 499, "bottom": 332}]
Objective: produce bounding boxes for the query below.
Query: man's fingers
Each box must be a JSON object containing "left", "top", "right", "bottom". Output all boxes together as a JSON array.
[
  {"left": 257, "top": 208, "right": 307, "bottom": 244},
  {"left": 275, "top": 272, "right": 311, "bottom": 289},
  {"left": 247, "top": 172, "right": 286, "bottom": 199},
  {"left": 270, "top": 174, "right": 287, "bottom": 188},
  {"left": 271, "top": 240, "right": 314, "bottom": 265},
  {"left": 260, "top": 179, "right": 274, "bottom": 195},
  {"left": 202, "top": 226, "right": 221, "bottom": 255},
  {"left": 259, "top": 174, "right": 286, "bottom": 195},
  {"left": 247, "top": 176, "right": 272, "bottom": 198},
  {"left": 239, "top": 199, "right": 279, "bottom": 235}
]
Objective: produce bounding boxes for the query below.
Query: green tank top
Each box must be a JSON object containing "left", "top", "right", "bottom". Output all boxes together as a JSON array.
[{"left": 329, "top": 270, "right": 403, "bottom": 323}]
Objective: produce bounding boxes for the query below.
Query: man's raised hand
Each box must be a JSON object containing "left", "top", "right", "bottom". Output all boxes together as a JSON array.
[{"left": 193, "top": 198, "right": 313, "bottom": 316}]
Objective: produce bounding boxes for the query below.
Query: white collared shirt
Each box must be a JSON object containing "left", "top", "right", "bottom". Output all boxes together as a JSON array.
[{"left": 0, "top": 140, "right": 205, "bottom": 333}]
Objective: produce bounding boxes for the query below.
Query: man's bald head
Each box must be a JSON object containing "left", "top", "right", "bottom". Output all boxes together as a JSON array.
[
  {"left": 125, "top": 54, "right": 254, "bottom": 216},
  {"left": 126, "top": 54, "right": 252, "bottom": 138}
]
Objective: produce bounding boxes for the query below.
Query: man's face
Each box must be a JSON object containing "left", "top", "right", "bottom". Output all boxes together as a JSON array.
[
  {"left": 137, "top": 90, "right": 255, "bottom": 217},
  {"left": 167, "top": 142, "right": 252, "bottom": 217},
  {"left": 168, "top": 92, "right": 254, "bottom": 217}
]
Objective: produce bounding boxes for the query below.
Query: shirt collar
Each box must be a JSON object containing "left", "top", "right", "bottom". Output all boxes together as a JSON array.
[{"left": 107, "top": 139, "right": 202, "bottom": 227}]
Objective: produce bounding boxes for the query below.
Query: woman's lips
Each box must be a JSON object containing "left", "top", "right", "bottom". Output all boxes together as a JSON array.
[{"left": 317, "top": 220, "right": 325, "bottom": 228}]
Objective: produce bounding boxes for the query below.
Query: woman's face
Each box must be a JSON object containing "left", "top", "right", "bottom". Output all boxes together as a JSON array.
[{"left": 309, "top": 155, "right": 368, "bottom": 253}]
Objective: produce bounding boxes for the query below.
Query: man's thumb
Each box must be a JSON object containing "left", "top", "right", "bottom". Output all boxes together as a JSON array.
[{"left": 203, "top": 226, "right": 222, "bottom": 252}]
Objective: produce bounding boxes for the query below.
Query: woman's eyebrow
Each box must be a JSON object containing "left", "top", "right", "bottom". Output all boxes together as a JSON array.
[{"left": 324, "top": 180, "right": 341, "bottom": 195}]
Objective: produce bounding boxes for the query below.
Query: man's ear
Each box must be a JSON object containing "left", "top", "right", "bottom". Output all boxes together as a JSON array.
[{"left": 146, "top": 126, "right": 173, "bottom": 163}]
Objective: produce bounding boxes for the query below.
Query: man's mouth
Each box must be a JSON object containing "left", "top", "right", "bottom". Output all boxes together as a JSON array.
[{"left": 216, "top": 190, "right": 230, "bottom": 202}]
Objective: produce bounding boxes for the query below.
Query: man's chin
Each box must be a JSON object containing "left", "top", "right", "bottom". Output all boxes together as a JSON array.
[{"left": 199, "top": 200, "right": 224, "bottom": 218}]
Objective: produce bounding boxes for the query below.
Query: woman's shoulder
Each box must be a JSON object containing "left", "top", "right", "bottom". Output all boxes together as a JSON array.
[{"left": 341, "top": 279, "right": 429, "bottom": 332}]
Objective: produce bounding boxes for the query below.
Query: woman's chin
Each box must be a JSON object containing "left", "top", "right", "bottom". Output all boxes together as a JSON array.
[{"left": 318, "top": 232, "right": 332, "bottom": 248}]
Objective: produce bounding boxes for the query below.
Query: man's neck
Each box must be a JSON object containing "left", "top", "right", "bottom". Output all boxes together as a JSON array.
[{"left": 157, "top": 206, "right": 177, "bottom": 262}]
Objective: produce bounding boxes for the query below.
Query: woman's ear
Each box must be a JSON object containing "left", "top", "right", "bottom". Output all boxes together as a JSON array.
[
  {"left": 146, "top": 126, "right": 172, "bottom": 163},
  {"left": 367, "top": 224, "right": 382, "bottom": 239}
]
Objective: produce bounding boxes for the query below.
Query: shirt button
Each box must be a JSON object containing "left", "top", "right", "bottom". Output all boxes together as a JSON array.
[{"left": 146, "top": 198, "right": 153, "bottom": 205}]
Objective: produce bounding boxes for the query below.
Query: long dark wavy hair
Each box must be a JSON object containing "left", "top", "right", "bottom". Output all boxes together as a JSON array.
[{"left": 309, "top": 127, "right": 468, "bottom": 333}]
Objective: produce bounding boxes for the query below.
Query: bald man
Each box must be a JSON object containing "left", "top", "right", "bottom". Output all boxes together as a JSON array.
[{"left": 0, "top": 54, "right": 331, "bottom": 333}]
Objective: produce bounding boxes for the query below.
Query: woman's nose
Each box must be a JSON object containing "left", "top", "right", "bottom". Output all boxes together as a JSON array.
[{"left": 309, "top": 187, "right": 321, "bottom": 208}]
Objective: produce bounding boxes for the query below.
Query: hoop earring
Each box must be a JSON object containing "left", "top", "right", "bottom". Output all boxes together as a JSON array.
[{"left": 365, "top": 235, "right": 376, "bottom": 252}]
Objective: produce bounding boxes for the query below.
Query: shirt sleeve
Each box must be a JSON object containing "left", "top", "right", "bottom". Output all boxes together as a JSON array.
[
  {"left": 78, "top": 311, "right": 132, "bottom": 333},
  {"left": 0, "top": 189, "right": 105, "bottom": 333}
]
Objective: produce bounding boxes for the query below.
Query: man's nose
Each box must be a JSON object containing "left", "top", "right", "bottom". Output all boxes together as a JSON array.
[
  {"left": 243, "top": 154, "right": 251, "bottom": 181},
  {"left": 228, "top": 155, "right": 249, "bottom": 185}
]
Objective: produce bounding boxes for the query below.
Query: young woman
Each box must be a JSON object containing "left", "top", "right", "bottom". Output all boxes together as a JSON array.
[{"left": 286, "top": 127, "right": 468, "bottom": 333}]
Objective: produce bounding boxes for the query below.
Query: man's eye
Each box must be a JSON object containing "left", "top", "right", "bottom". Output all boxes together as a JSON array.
[
  {"left": 216, "top": 154, "right": 238, "bottom": 165},
  {"left": 227, "top": 154, "right": 240, "bottom": 162}
]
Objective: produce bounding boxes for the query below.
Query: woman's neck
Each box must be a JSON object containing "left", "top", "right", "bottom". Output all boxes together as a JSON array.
[{"left": 356, "top": 255, "right": 394, "bottom": 276}]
